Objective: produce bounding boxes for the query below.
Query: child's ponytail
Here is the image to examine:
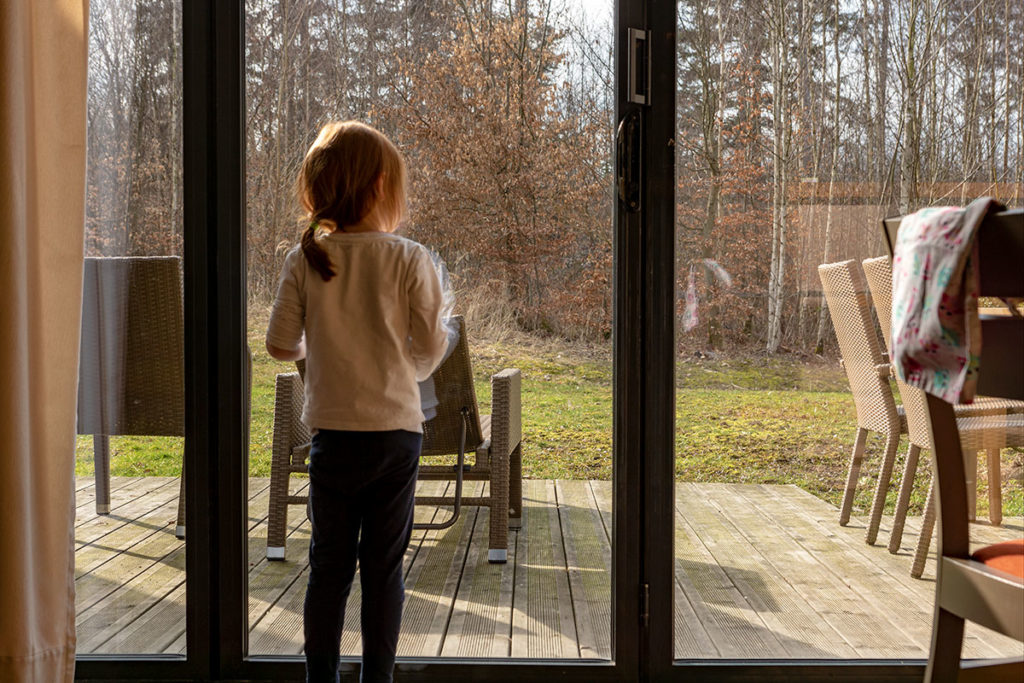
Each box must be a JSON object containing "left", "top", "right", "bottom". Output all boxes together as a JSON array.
[{"left": 301, "top": 220, "right": 336, "bottom": 282}]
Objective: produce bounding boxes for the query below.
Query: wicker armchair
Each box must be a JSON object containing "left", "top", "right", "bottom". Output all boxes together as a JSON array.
[
  {"left": 861, "top": 256, "right": 1024, "bottom": 577},
  {"left": 265, "top": 315, "right": 523, "bottom": 564},
  {"left": 77, "top": 257, "right": 186, "bottom": 535}
]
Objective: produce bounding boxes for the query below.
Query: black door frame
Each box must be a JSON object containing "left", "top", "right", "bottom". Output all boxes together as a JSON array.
[{"left": 76, "top": 1, "right": 927, "bottom": 681}]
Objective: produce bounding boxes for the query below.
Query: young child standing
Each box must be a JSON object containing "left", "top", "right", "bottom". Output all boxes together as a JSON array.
[{"left": 265, "top": 121, "right": 450, "bottom": 683}]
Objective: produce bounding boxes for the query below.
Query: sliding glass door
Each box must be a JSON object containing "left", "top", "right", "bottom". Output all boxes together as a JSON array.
[
  {"left": 76, "top": 0, "right": 187, "bottom": 659},
  {"left": 659, "top": 0, "right": 1024, "bottom": 679},
  {"left": 79, "top": 1, "right": 1023, "bottom": 680},
  {"left": 80, "top": 0, "right": 642, "bottom": 679},
  {"left": 243, "top": 0, "right": 622, "bottom": 668}
]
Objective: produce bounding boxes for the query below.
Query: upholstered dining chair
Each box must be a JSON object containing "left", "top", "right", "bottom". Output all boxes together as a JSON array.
[{"left": 899, "top": 207, "right": 1024, "bottom": 682}]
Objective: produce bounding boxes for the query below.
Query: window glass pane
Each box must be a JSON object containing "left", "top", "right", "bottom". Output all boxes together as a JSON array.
[
  {"left": 245, "top": 0, "right": 616, "bottom": 661},
  {"left": 673, "top": 0, "right": 1023, "bottom": 660},
  {"left": 77, "top": 0, "right": 186, "bottom": 656}
]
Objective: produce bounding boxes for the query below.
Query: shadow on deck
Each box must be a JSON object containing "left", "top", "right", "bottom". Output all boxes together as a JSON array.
[{"left": 73, "top": 476, "right": 1023, "bottom": 659}]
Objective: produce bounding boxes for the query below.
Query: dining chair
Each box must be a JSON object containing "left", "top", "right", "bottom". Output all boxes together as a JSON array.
[
  {"left": 922, "top": 392, "right": 1023, "bottom": 682},
  {"left": 910, "top": 208, "right": 1024, "bottom": 682},
  {"left": 862, "top": 256, "right": 1024, "bottom": 574},
  {"left": 818, "top": 259, "right": 905, "bottom": 545}
]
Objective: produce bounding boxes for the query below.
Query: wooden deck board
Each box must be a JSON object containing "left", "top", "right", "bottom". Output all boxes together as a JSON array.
[
  {"left": 398, "top": 482, "right": 483, "bottom": 656},
  {"left": 75, "top": 484, "right": 183, "bottom": 578},
  {"left": 556, "top": 480, "right": 611, "bottom": 659},
  {"left": 75, "top": 476, "right": 1024, "bottom": 660},
  {"left": 748, "top": 483, "right": 1024, "bottom": 658},
  {"left": 80, "top": 480, "right": 275, "bottom": 653},
  {"left": 441, "top": 491, "right": 517, "bottom": 658},
  {"left": 673, "top": 484, "right": 790, "bottom": 658},
  {"left": 733, "top": 484, "right": 937, "bottom": 658},
  {"left": 687, "top": 483, "right": 860, "bottom": 658},
  {"left": 510, "top": 479, "right": 578, "bottom": 658}
]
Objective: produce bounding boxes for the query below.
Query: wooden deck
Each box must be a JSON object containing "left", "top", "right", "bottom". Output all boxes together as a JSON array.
[{"left": 74, "top": 476, "right": 1024, "bottom": 659}]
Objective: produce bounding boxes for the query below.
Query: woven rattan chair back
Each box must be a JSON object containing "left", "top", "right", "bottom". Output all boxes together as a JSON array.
[
  {"left": 266, "top": 313, "right": 522, "bottom": 562},
  {"left": 421, "top": 315, "right": 485, "bottom": 457},
  {"left": 78, "top": 256, "right": 185, "bottom": 519},
  {"left": 78, "top": 256, "right": 184, "bottom": 436},
  {"left": 818, "top": 260, "right": 900, "bottom": 436},
  {"left": 861, "top": 255, "right": 932, "bottom": 448}
]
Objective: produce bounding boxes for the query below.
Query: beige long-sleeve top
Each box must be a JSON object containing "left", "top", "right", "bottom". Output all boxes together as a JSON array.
[{"left": 266, "top": 231, "right": 450, "bottom": 433}]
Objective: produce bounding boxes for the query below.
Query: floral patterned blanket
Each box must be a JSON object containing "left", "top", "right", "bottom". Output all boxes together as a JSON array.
[{"left": 891, "top": 197, "right": 1004, "bottom": 403}]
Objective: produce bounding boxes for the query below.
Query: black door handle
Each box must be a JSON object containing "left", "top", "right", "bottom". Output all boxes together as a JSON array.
[{"left": 616, "top": 109, "right": 642, "bottom": 213}]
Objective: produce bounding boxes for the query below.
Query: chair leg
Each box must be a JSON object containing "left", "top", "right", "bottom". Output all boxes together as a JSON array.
[
  {"left": 840, "top": 427, "right": 868, "bottom": 526},
  {"left": 266, "top": 455, "right": 291, "bottom": 561},
  {"left": 911, "top": 480, "right": 936, "bottom": 578},
  {"left": 923, "top": 606, "right": 965, "bottom": 683},
  {"left": 889, "top": 444, "right": 921, "bottom": 554},
  {"left": 866, "top": 431, "right": 899, "bottom": 545},
  {"left": 487, "top": 448, "right": 511, "bottom": 564},
  {"left": 986, "top": 448, "right": 1002, "bottom": 526},
  {"left": 175, "top": 459, "right": 186, "bottom": 539},
  {"left": 964, "top": 450, "right": 978, "bottom": 522},
  {"left": 94, "top": 434, "right": 111, "bottom": 515},
  {"left": 508, "top": 443, "right": 522, "bottom": 530}
]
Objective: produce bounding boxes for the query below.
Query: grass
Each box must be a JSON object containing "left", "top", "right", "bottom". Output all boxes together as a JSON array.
[{"left": 75, "top": 325, "right": 1024, "bottom": 518}]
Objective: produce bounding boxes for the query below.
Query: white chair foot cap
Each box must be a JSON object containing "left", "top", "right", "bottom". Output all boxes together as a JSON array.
[
  {"left": 175, "top": 525, "right": 186, "bottom": 539},
  {"left": 267, "top": 546, "right": 286, "bottom": 561},
  {"left": 96, "top": 504, "right": 110, "bottom": 515},
  {"left": 487, "top": 549, "right": 507, "bottom": 564}
]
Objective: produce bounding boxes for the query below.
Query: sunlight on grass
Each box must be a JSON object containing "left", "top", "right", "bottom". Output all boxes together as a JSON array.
[{"left": 75, "top": 324, "right": 1023, "bottom": 518}]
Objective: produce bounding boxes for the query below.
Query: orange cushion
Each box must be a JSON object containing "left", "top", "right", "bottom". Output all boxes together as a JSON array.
[{"left": 971, "top": 539, "right": 1024, "bottom": 579}]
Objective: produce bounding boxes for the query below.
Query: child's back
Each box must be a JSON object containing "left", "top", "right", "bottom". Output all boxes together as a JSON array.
[
  {"left": 265, "top": 120, "right": 449, "bottom": 683},
  {"left": 268, "top": 230, "right": 448, "bottom": 434}
]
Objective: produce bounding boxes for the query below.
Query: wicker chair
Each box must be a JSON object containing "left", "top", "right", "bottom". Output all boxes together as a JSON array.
[
  {"left": 817, "top": 260, "right": 1021, "bottom": 548},
  {"left": 818, "top": 260, "right": 906, "bottom": 544},
  {"left": 861, "top": 256, "right": 1024, "bottom": 577},
  {"left": 77, "top": 256, "right": 186, "bottom": 535},
  {"left": 265, "top": 315, "right": 523, "bottom": 564}
]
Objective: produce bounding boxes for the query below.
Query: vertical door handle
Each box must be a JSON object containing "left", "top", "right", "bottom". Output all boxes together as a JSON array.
[{"left": 617, "top": 109, "right": 642, "bottom": 213}]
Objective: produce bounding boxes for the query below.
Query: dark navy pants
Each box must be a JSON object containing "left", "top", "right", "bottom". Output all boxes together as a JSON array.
[{"left": 303, "top": 429, "right": 421, "bottom": 683}]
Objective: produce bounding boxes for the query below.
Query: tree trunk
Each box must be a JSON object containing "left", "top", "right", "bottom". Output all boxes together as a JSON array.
[
  {"left": 815, "top": 0, "right": 842, "bottom": 354},
  {"left": 766, "top": 1, "right": 789, "bottom": 355}
]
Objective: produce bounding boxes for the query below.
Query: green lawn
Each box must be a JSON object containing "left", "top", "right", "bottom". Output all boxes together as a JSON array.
[{"left": 75, "top": 329, "right": 1023, "bottom": 518}]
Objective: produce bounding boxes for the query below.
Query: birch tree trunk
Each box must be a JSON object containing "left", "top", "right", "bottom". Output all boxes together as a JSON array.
[
  {"left": 766, "top": 0, "right": 790, "bottom": 354},
  {"left": 815, "top": 0, "right": 842, "bottom": 353}
]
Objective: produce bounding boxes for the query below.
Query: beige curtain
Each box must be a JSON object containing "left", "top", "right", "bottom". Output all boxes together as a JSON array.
[{"left": 0, "top": 1, "right": 89, "bottom": 681}]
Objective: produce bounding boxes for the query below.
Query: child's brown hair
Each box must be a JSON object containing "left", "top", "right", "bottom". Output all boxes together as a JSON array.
[{"left": 297, "top": 121, "right": 408, "bottom": 281}]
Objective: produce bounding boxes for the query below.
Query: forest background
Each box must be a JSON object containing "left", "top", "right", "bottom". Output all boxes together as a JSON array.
[{"left": 86, "top": 0, "right": 1023, "bottom": 353}]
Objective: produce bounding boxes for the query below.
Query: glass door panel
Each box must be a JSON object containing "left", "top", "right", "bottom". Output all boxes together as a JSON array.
[
  {"left": 245, "top": 0, "right": 616, "bottom": 661},
  {"left": 673, "top": 0, "right": 1024, "bottom": 661},
  {"left": 77, "top": 0, "right": 186, "bottom": 656}
]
